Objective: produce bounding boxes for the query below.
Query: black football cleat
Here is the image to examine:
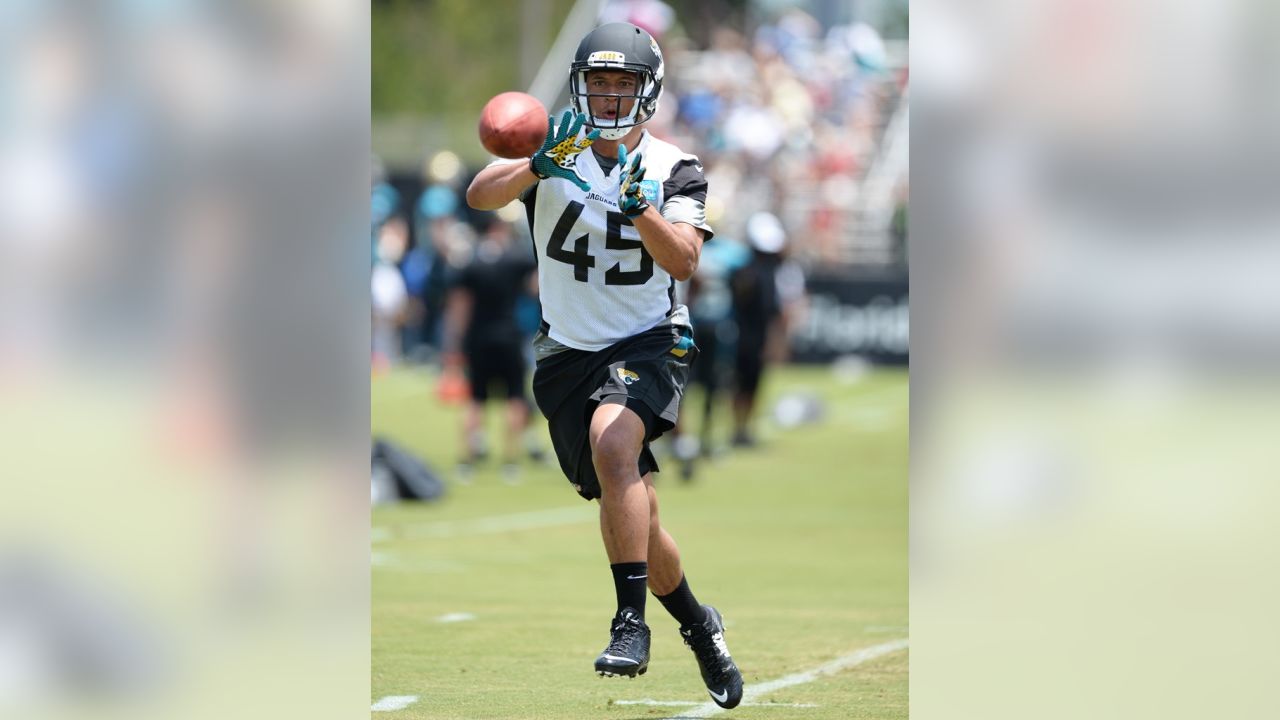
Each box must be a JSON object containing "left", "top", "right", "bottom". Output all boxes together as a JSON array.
[
  {"left": 594, "top": 608, "right": 650, "bottom": 678},
  {"left": 680, "top": 605, "right": 743, "bottom": 708}
]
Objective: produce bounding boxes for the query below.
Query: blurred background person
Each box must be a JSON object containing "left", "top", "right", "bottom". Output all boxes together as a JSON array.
[
  {"left": 440, "top": 215, "right": 541, "bottom": 482},
  {"left": 371, "top": 215, "right": 410, "bottom": 373},
  {"left": 669, "top": 231, "right": 750, "bottom": 478},
  {"left": 729, "top": 211, "right": 806, "bottom": 447},
  {"left": 404, "top": 182, "right": 466, "bottom": 363}
]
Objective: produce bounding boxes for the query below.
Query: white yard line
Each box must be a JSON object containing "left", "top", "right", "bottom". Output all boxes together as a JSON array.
[
  {"left": 370, "top": 552, "right": 469, "bottom": 573},
  {"left": 435, "top": 612, "right": 476, "bottom": 623},
  {"left": 659, "top": 639, "right": 908, "bottom": 720},
  {"left": 371, "top": 695, "right": 419, "bottom": 712},
  {"left": 373, "top": 505, "right": 596, "bottom": 542}
]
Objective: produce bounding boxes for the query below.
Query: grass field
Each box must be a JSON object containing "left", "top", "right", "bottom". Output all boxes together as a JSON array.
[{"left": 372, "top": 364, "right": 908, "bottom": 719}]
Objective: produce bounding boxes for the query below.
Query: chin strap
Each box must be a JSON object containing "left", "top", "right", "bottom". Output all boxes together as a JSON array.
[
  {"left": 583, "top": 100, "right": 642, "bottom": 141},
  {"left": 595, "top": 127, "right": 631, "bottom": 141}
]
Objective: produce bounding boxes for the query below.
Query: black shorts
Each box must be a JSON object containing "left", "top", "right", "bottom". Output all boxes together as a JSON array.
[
  {"left": 734, "top": 338, "right": 765, "bottom": 397},
  {"left": 532, "top": 323, "right": 698, "bottom": 501},
  {"left": 466, "top": 341, "right": 527, "bottom": 402}
]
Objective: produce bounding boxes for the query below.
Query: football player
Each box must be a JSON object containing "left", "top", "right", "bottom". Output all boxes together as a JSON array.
[{"left": 466, "top": 22, "right": 743, "bottom": 710}]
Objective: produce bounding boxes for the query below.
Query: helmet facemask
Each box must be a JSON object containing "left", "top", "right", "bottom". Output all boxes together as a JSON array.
[{"left": 570, "top": 64, "right": 662, "bottom": 141}]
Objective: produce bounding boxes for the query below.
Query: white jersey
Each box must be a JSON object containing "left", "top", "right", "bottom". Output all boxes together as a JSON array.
[{"left": 508, "top": 130, "right": 713, "bottom": 352}]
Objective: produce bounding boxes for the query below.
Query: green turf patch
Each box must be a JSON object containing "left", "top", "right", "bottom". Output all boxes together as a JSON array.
[{"left": 373, "top": 365, "right": 907, "bottom": 719}]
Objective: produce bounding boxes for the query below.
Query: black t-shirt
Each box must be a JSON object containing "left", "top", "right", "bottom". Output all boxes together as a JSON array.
[
  {"left": 454, "top": 247, "right": 537, "bottom": 350},
  {"left": 729, "top": 252, "right": 782, "bottom": 341}
]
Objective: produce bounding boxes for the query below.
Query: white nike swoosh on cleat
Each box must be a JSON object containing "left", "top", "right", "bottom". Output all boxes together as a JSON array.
[
  {"left": 599, "top": 654, "right": 639, "bottom": 664},
  {"left": 626, "top": 574, "right": 648, "bottom": 580},
  {"left": 709, "top": 688, "right": 729, "bottom": 703}
]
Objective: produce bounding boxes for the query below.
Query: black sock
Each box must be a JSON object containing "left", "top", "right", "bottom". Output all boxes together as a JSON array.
[
  {"left": 656, "top": 575, "right": 706, "bottom": 627},
  {"left": 610, "top": 562, "right": 648, "bottom": 618}
]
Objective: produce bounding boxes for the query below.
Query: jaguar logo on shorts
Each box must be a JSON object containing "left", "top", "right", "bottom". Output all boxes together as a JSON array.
[{"left": 617, "top": 368, "right": 640, "bottom": 385}]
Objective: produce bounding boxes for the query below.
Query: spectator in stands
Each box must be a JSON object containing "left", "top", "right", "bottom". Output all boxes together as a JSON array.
[
  {"left": 656, "top": 10, "right": 900, "bottom": 266},
  {"left": 599, "top": 0, "right": 675, "bottom": 40}
]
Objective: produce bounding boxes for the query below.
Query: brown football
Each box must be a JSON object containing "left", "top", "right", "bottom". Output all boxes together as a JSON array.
[{"left": 478, "top": 92, "right": 549, "bottom": 159}]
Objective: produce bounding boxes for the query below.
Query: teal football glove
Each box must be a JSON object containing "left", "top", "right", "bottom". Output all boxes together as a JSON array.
[
  {"left": 529, "top": 110, "right": 600, "bottom": 192},
  {"left": 617, "top": 144, "right": 650, "bottom": 218}
]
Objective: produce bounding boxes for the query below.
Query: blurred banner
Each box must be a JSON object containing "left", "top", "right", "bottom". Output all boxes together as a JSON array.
[{"left": 792, "top": 273, "right": 909, "bottom": 365}]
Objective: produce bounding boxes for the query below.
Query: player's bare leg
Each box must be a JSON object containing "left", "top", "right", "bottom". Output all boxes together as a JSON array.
[
  {"left": 596, "top": 478, "right": 681, "bottom": 596},
  {"left": 590, "top": 403, "right": 650, "bottom": 562},
  {"left": 642, "top": 453, "right": 744, "bottom": 708},
  {"left": 589, "top": 402, "right": 651, "bottom": 677},
  {"left": 641, "top": 475, "right": 684, "bottom": 595}
]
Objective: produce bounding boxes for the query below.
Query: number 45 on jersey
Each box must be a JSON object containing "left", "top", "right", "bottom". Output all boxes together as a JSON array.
[{"left": 546, "top": 201, "right": 654, "bottom": 286}]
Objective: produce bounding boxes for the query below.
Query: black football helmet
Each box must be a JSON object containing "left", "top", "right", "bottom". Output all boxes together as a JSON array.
[{"left": 569, "top": 23, "right": 664, "bottom": 140}]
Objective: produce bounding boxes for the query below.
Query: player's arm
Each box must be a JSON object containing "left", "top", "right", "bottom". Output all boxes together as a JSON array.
[
  {"left": 465, "top": 161, "right": 538, "bottom": 211},
  {"left": 617, "top": 146, "right": 709, "bottom": 281},
  {"left": 466, "top": 110, "right": 601, "bottom": 211},
  {"left": 630, "top": 213, "right": 703, "bottom": 281}
]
